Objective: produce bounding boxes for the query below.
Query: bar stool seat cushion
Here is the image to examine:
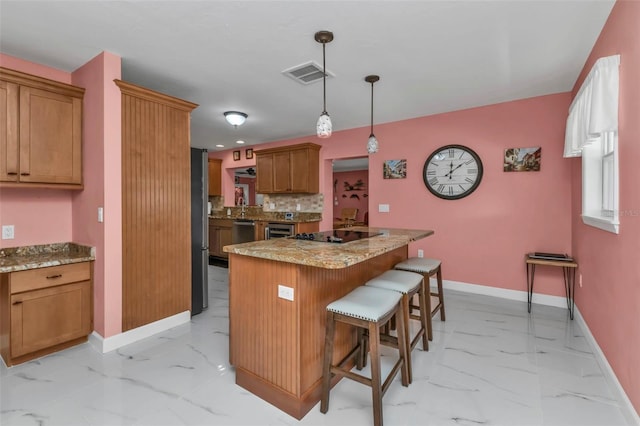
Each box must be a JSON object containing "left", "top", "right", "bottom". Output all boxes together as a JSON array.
[
  {"left": 326, "top": 286, "right": 402, "bottom": 322},
  {"left": 365, "top": 270, "right": 423, "bottom": 294},
  {"left": 395, "top": 257, "right": 441, "bottom": 274}
]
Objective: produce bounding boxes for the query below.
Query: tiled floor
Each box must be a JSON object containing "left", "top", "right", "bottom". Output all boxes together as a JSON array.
[{"left": 0, "top": 265, "right": 631, "bottom": 426}]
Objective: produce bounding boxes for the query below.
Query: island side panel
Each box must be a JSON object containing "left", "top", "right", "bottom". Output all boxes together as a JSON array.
[{"left": 229, "top": 254, "right": 299, "bottom": 394}]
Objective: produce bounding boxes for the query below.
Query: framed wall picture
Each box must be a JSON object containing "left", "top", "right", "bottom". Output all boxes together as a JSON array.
[
  {"left": 233, "top": 150, "right": 241, "bottom": 161},
  {"left": 383, "top": 159, "right": 407, "bottom": 179},
  {"left": 246, "top": 148, "right": 253, "bottom": 159},
  {"left": 504, "top": 147, "right": 541, "bottom": 172}
]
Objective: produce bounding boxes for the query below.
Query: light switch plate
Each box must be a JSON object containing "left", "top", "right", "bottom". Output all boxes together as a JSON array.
[
  {"left": 2, "top": 225, "right": 15, "bottom": 240},
  {"left": 378, "top": 204, "right": 390, "bottom": 213},
  {"left": 98, "top": 207, "right": 104, "bottom": 223}
]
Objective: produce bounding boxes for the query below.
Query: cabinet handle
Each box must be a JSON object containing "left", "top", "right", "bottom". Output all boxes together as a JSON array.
[
  {"left": 12, "top": 301, "right": 22, "bottom": 305},
  {"left": 46, "top": 274, "right": 62, "bottom": 279},
  {"left": 7, "top": 172, "right": 18, "bottom": 175},
  {"left": 20, "top": 172, "right": 31, "bottom": 176}
]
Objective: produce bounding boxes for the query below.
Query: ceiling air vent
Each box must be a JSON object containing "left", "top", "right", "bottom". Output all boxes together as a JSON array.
[{"left": 282, "top": 61, "right": 334, "bottom": 85}]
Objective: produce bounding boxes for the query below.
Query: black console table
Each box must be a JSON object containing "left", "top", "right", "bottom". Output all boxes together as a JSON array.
[{"left": 525, "top": 253, "right": 578, "bottom": 319}]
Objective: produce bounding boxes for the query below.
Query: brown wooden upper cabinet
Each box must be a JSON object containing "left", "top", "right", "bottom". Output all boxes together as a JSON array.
[
  {"left": 0, "top": 67, "right": 84, "bottom": 189},
  {"left": 208, "top": 158, "right": 222, "bottom": 196},
  {"left": 255, "top": 143, "right": 320, "bottom": 194}
]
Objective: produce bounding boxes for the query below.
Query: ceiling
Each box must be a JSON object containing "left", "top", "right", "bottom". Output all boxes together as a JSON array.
[{"left": 0, "top": 1, "right": 615, "bottom": 152}]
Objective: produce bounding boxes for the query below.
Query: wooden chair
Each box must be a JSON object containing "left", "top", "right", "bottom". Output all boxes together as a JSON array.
[{"left": 334, "top": 207, "right": 358, "bottom": 228}]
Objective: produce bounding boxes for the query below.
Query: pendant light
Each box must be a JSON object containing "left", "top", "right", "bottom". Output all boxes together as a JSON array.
[
  {"left": 315, "top": 30, "right": 334, "bottom": 138},
  {"left": 365, "top": 75, "right": 380, "bottom": 154}
]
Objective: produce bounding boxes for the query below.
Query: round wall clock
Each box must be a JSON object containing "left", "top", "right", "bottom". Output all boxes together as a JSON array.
[{"left": 422, "top": 144, "right": 483, "bottom": 200}]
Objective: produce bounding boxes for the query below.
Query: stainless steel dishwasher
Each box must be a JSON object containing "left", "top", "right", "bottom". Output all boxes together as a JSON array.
[{"left": 232, "top": 219, "right": 256, "bottom": 244}]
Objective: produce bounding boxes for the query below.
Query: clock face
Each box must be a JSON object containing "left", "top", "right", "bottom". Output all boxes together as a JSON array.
[{"left": 423, "top": 145, "right": 483, "bottom": 200}]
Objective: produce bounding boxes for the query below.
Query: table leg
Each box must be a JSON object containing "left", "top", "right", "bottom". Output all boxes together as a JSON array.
[
  {"left": 563, "top": 267, "right": 576, "bottom": 320},
  {"left": 526, "top": 263, "right": 535, "bottom": 313}
]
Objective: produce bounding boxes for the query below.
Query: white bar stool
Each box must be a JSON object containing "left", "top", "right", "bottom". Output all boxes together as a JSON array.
[
  {"left": 365, "top": 269, "right": 428, "bottom": 383},
  {"left": 394, "top": 257, "right": 446, "bottom": 341},
  {"left": 321, "top": 286, "right": 409, "bottom": 426}
]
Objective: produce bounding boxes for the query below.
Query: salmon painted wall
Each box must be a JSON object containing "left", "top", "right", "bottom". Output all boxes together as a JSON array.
[
  {"left": 568, "top": 0, "right": 640, "bottom": 414},
  {"left": 333, "top": 170, "right": 368, "bottom": 223},
  {"left": 71, "top": 52, "right": 123, "bottom": 338},
  {"left": 0, "top": 54, "right": 74, "bottom": 248},
  {"left": 211, "top": 92, "right": 572, "bottom": 296}
]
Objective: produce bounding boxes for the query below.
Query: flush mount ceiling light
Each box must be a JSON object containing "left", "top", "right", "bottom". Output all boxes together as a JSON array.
[
  {"left": 224, "top": 111, "right": 248, "bottom": 127},
  {"left": 365, "top": 75, "right": 380, "bottom": 154},
  {"left": 315, "top": 30, "right": 333, "bottom": 139}
]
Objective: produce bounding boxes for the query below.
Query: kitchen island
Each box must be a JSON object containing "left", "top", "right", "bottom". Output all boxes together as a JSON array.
[{"left": 224, "top": 227, "right": 433, "bottom": 419}]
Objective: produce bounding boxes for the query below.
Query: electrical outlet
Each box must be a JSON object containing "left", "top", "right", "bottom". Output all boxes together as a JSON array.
[
  {"left": 296, "top": 203, "right": 301, "bottom": 211},
  {"left": 378, "top": 204, "right": 390, "bottom": 213},
  {"left": 2, "top": 225, "right": 15, "bottom": 240},
  {"left": 98, "top": 207, "right": 104, "bottom": 223},
  {"left": 579, "top": 273, "right": 583, "bottom": 287},
  {"left": 417, "top": 249, "right": 424, "bottom": 258},
  {"left": 278, "top": 285, "right": 294, "bottom": 301},
  {"left": 269, "top": 202, "right": 275, "bottom": 209}
]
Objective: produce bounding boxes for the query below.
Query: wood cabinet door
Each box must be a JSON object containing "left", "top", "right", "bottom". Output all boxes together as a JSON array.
[
  {"left": 256, "top": 154, "right": 274, "bottom": 193},
  {"left": 219, "top": 226, "right": 232, "bottom": 259},
  {"left": 289, "top": 148, "right": 311, "bottom": 193},
  {"left": 0, "top": 80, "right": 19, "bottom": 182},
  {"left": 209, "top": 222, "right": 217, "bottom": 256},
  {"left": 19, "top": 86, "right": 82, "bottom": 185},
  {"left": 10, "top": 281, "right": 92, "bottom": 358},
  {"left": 273, "top": 151, "right": 291, "bottom": 192},
  {"left": 208, "top": 159, "right": 222, "bottom": 196}
]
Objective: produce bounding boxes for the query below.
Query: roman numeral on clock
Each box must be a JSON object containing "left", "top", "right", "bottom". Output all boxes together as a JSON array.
[
  {"left": 429, "top": 177, "right": 438, "bottom": 186},
  {"left": 465, "top": 177, "right": 475, "bottom": 184}
]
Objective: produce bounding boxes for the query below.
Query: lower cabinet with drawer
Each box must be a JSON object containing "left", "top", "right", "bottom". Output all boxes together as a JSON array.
[{"left": 0, "top": 262, "right": 93, "bottom": 366}]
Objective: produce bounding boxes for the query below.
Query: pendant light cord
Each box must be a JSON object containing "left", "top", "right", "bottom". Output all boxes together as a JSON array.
[
  {"left": 322, "top": 42, "right": 327, "bottom": 114},
  {"left": 370, "top": 81, "right": 374, "bottom": 136}
]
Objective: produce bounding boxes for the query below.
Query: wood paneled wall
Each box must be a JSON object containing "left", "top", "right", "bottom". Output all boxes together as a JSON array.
[{"left": 115, "top": 80, "right": 197, "bottom": 331}]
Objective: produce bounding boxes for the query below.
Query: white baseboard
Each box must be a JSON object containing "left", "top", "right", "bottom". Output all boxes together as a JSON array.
[
  {"left": 89, "top": 311, "right": 191, "bottom": 353},
  {"left": 442, "top": 279, "right": 639, "bottom": 424},
  {"left": 438, "top": 278, "right": 568, "bottom": 308}
]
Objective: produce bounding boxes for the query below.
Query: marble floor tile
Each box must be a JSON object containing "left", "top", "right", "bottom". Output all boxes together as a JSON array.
[{"left": 0, "top": 266, "right": 632, "bottom": 426}]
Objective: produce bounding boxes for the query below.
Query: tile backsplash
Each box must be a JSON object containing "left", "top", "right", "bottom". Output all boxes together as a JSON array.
[
  {"left": 262, "top": 194, "right": 323, "bottom": 213},
  {"left": 209, "top": 193, "right": 323, "bottom": 213}
]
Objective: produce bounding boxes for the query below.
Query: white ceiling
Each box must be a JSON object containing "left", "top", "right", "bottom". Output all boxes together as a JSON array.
[{"left": 0, "top": 1, "right": 614, "bottom": 152}]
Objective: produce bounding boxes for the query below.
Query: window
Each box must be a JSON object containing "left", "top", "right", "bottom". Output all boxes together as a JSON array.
[{"left": 564, "top": 55, "right": 620, "bottom": 234}]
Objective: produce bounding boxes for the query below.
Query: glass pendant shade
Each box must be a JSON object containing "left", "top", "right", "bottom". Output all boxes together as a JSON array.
[
  {"left": 317, "top": 111, "right": 332, "bottom": 138},
  {"left": 367, "top": 134, "right": 379, "bottom": 154},
  {"left": 224, "top": 111, "right": 248, "bottom": 127}
]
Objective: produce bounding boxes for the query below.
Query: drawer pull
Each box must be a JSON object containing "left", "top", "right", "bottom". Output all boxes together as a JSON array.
[
  {"left": 12, "top": 301, "right": 22, "bottom": 305},
  {"left": 7, "top": 172, "right": 18, "bottom": 175},
  {"left": 46, "top": 274, "right": 63, "bottom": 279},
  {"left": 20, "top": 172, "right": 31, "bottom": 176}
]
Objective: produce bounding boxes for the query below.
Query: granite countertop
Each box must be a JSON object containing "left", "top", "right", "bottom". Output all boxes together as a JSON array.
[
  {"left": 223, "top": 227, "right": 434, "bottom": 269},
  {"left": 0, "top": 242, "right": 96, "bottom": 273}
]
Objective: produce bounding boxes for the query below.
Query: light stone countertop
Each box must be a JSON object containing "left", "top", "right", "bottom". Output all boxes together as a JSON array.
[
  {"left": 0, "top": 243, "right": 96, "bottom": 273},
  {"left": 223, "top": 227, "right": 434, "bottom": 269}
]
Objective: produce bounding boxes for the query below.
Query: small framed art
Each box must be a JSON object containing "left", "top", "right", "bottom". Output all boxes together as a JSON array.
[
  {"left": 504, "top": 147, "right": 541, "bottom": 172},
  {"left": 383, "top": 159, "right": 407, "bottom": 179},
  {"left": 246, "top": 148, "right": 253, "bottom": 160},
  {"left": 233, "top": 150, "right": 241, "bottom": 161}
]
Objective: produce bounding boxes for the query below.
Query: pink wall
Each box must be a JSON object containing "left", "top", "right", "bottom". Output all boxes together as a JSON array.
[
  {"left": 568, "top": 0, "right": 640, "bottom": 414},
  {"left": 0, "top": 52, "right": 123, "bottom": 338},
  {"left": 333, "top": 170, "right": 368, "bottom": 223},
  {"left": 212, "top": 93, "right": 573, "bottom": 296},
  {"left": 0, "top": 54, "right": 74, "bottom": 248},
  {"left": 71, "top": 52, "right": 123, "bottom": 338}
]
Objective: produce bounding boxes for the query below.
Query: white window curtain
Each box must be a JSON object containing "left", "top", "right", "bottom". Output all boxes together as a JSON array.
[{"left": 564, "top": 54, "right": 620, "bottom": 158}]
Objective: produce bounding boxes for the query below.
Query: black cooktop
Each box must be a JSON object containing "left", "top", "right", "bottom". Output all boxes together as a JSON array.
[{"left": 293, "top": 230, "right": 382, "bottom": 243}]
